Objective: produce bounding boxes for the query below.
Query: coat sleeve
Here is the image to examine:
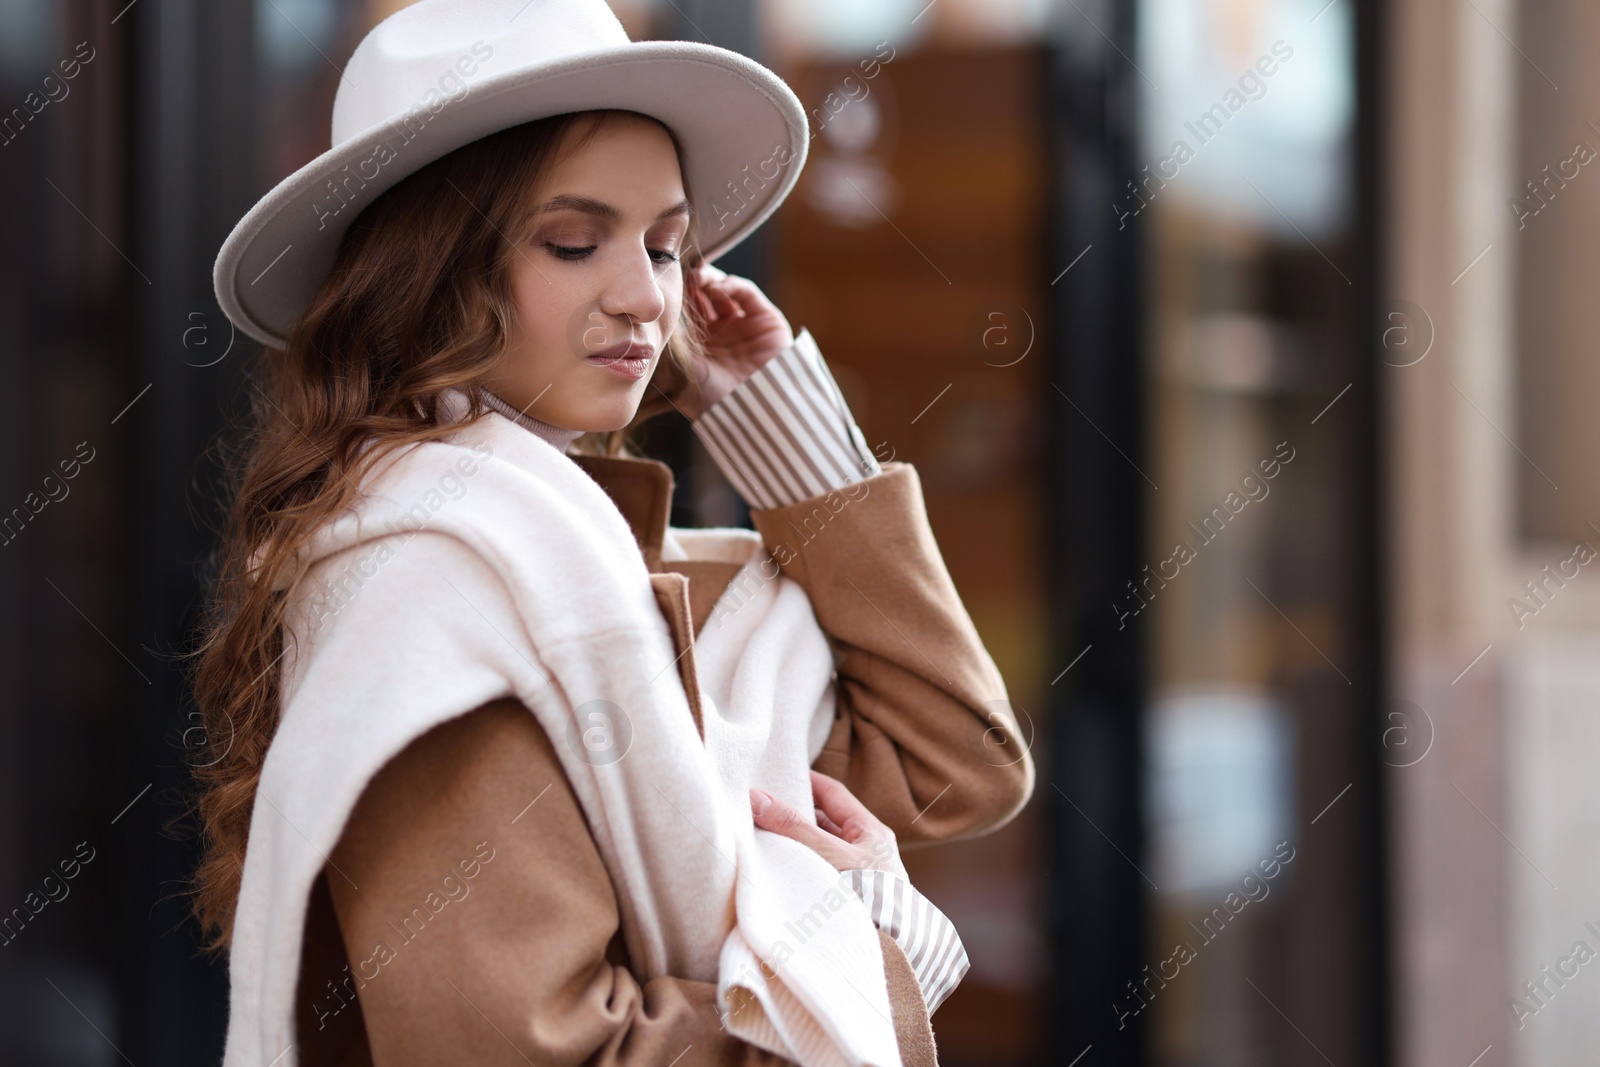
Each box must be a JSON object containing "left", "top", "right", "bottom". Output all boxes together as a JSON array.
[
  {"left": 747, "top": 461, "right": 1035, "bottom": 848},
  {"left": 305, "top": 697, "right": 939, "bottom": 1066}
]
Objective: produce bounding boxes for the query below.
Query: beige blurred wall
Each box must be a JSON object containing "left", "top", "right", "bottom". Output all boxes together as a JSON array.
[
  {"left": 1513, "top": 2, "right": 1600, "bottom": 544},
  {"left": 1386, "top": 0, "right": 1600, "bottom": 1064}
]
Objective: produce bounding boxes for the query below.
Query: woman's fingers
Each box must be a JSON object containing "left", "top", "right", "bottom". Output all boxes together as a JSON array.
[
  {"left": 711, "top": 274, "right": 765, "bottom": 321},
  {"left": 707, "top": 279, "right": 744, "bottom": 320},
  {"left": 750, "top": 788, "right": 862, "bottom": 870},
  {"left": 816, "top": 807, "right": 846, "bottom": 836},
  {"left": 809, "top": 770, "right": 880, "bottom": 841},
  {"left": 691, "top": 265, "right": 751, "bottom": 323},
  {"left": 807, "top": 772, "right": 906, "bottom": 877},
  {"left": 750, "top": 779, "right": 908, "bottom": 878},
  {"left": 711, "top": 287, "right": 743, "bottom": 320}
]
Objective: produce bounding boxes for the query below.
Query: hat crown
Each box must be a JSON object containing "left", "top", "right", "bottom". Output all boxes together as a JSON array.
[{"left": 331, "top": 0, "right": 631, "bottom": 145}]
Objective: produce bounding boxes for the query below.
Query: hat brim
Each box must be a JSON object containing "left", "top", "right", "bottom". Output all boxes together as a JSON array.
[{"left": 214, "top": 41, "right": 809, "bottom": 348}]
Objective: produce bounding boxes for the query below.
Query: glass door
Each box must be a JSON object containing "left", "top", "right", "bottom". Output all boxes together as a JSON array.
[{"left": 1132, "top": 0, "right": 1385, "bottom": 1063}]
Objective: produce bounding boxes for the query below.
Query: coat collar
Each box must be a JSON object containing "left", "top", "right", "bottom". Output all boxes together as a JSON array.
[
  {"left": 569, "top": 452, "right": 675, "bottom": 571},
  {"left": 571, "top": 452, "right": 750, "bottom": 640}
]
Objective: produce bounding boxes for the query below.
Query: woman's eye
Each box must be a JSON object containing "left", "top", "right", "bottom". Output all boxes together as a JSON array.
[
  {"left": 543, "top": 242, "right": 595, "bottom": 260},
  {"left": 542, "top": 242, "right": 677, "bottom": 266}
]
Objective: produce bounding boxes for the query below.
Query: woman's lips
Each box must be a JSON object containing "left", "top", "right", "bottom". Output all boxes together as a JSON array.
[{"left": 585, "top": 342, "right": 653, "bottom": 381}]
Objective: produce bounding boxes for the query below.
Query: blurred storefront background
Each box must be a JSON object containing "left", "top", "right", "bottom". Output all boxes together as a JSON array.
[{"left": 0, "top": 0, "right": 1596, "bottom": 1064}]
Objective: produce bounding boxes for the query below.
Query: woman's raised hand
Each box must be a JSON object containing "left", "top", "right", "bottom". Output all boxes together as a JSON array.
[
  {"left": 750, "top": 770, "right": 909, "bottom": 880},
  {"left": 671, "top": 262, "right": 795, "bottom": 419}
]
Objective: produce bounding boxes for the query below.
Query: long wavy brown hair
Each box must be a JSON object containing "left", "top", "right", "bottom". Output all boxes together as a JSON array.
[{"left": 185, "top": 108, "right": 708, "bottom": 954}]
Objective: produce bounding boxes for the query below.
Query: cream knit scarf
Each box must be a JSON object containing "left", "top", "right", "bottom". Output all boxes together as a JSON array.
[{"left": 222, "top": 389, "right": 903, "bottom": 1067}]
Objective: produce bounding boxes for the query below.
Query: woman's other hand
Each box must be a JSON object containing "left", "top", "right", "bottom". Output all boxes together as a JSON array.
[
  {"left": 673, "top": 262, "right": 795, "bottom": 419},
  {"left": 750, "top": 770, "right": 908, "bottom": 880}
]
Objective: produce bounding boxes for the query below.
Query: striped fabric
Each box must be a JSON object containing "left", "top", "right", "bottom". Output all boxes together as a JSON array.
[
  {"left": 691, "top": 327, "right": 881, "bottom": 509},
  {"left": 843, "top": 867, "right": 971, "bottom": 1016}
]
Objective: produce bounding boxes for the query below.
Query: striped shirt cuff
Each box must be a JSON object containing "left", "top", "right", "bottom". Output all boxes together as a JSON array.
[
  {"left": 843, "top": 867, "right": 970, "bottom": 1016},
  {"left": 690, "top": 328, "right": 881, "bottom": 510}
]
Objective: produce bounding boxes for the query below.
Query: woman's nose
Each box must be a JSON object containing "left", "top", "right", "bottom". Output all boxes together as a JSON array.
[{"left": 597, "top": 246, "right": 668, "bottom": 325}]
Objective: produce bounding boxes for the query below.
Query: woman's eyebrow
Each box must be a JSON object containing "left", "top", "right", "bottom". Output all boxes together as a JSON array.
[{"left": 534, "top": 194, "right": 691, "bottom": 222}]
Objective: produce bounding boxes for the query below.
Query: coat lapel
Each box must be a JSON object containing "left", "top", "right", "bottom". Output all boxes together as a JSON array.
[
  {"left": 569, "top": 453, "right": 673, "bottom": 571},
  {"left": 570, "top": 452, "right": 745, "bottom": 638}
]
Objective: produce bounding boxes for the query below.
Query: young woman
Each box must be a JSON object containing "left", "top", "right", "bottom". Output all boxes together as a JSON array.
[{"left": 191, "top": 4, "right": 1033, "bottom": 1065}]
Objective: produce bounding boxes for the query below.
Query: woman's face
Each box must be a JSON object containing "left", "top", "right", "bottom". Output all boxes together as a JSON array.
[{"left": 486, "top": 113, "right": 689, "bottom": 431}]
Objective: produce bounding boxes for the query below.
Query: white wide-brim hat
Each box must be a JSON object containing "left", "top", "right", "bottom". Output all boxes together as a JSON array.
[{"left": 213, "top": 0, "right": 809, "bottom": 348}]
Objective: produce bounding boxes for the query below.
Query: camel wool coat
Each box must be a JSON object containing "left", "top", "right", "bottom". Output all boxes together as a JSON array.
[{"left": 283, "top": 446, "right": 1034, "bottom": 1066}]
